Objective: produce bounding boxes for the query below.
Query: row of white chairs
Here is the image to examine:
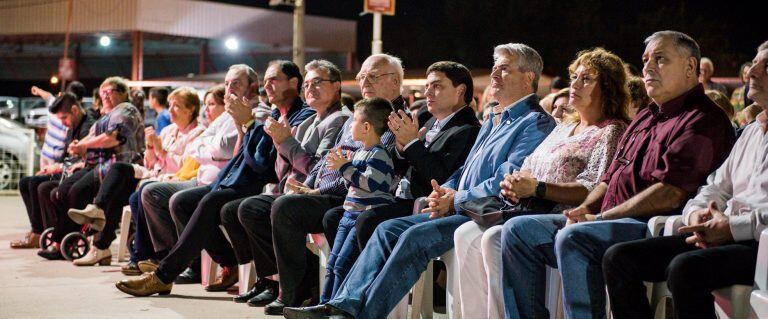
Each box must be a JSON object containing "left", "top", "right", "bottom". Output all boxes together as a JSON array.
[{"left": 192, "top": 201, "right": 768, "bottom": 319}]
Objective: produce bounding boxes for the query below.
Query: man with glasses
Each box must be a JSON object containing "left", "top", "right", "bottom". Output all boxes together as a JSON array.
[
  {"left": 285, "top": 43, "right": 555, "bottom": 319},
  {"left": 243, "top": 54, "right": 408, "bottom": 314},
  {"left": 219, "top": 59, "right": 349, "bottom": 308},
  {"left": 500, "top": 31, "right": 736, "bottom": 319},
  {"left": 115, "top": 62, "right": 313, "bottom": 297}
]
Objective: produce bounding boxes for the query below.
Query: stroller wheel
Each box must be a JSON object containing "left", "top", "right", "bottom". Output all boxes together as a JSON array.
[
  {"left": 39, "top": 227, "right": 55, "bottom": 250},
  {"left": 60, "top": 232, "right": 90, "bottom": 261}
]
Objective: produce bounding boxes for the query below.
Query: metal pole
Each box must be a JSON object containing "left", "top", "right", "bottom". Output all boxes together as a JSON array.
[
  {"left": 372, "top": 12, "right": 382, "bottom": 54},
  {"left": 293, "top": 0, "right": 305, "bottom": 72},
  {"left": 131, "top": 31, "right": 143, "bottom": 81},
  {"left": 61, "top": 0, "right": 73, "bottom": 91}
]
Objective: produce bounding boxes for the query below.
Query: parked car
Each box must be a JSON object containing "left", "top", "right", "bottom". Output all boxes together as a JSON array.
[
  {"left": 0, "top": 117, "right": 35, "bottom": 190},
  {"left": 0, "top": 96, "right": 21, "bottom": 121}
]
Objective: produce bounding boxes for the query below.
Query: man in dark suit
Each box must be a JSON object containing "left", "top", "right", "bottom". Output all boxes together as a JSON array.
[{"left": 349, "top": 61, "right": 482, "bottom": 250}]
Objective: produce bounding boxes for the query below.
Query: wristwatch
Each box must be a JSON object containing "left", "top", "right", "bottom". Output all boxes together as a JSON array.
[
  {"left": 535, "top": 181, "right": 547, "bottom": 198},
  {"left": 594, "top": 213, "right": 604, "bottom": 221}
]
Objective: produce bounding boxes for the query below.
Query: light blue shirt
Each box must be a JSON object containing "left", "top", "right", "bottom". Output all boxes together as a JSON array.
[{"left": 443, "top": 94, "right": 556, "bottom": 212}]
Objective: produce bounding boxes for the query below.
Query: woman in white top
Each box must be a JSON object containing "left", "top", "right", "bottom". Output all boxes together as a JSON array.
[{"left": 452, "top": 48, "right": 631, "bottom": 319}]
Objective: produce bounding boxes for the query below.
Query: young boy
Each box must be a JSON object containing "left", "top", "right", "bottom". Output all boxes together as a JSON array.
[{"left": 323, "top": 97, "right": 396, "bottom": 303}]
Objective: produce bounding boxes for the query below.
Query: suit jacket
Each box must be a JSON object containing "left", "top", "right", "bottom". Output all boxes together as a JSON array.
[
  {"left": 398, "top": 106, "right": 481, "bottom": 198},
  {"left": 210, "top": 99, "right": 314, "bottom": 193},
  {"left": 274, "top": 103, "right": 350, "bottom": 193}
]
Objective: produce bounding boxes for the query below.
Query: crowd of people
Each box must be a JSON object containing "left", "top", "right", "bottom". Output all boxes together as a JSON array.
[{"left": 9, "top": 30, "right": 768, "bottom": 319}]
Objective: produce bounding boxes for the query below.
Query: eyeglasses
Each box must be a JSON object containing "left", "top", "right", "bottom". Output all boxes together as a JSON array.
[
  {"left": 302, "top": 78, "right": 334, "bottom": 90},
  {"left": 99, "top": 88, "right": 117, "bottom": 96},
  {"left": 570, "top": 73, "right": 598, "bottom": 87},
  {"left": 355, "top": 72, "right": 396, "bottom": 84}
]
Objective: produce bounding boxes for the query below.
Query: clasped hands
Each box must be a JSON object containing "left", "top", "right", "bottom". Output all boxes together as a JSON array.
[
  {"left": 421, "top": 179, "right": 456, "bottom": 219},
  {"left": 678, "top": 200, "right": 733, "bottom": 248},
  {"left": 499, "top": 170, "right": 537, "bottom": 203}
]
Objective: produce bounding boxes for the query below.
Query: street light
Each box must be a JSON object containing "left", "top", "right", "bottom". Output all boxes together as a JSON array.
[
  {"left": 99, "top": 35, "right": 111, "bottom": 47},
  {"left": 225, "top": 37, "right": 239, "bottom": 51},
  {"left": 50, "top": 75, "right": 59, "bottom": 85}
]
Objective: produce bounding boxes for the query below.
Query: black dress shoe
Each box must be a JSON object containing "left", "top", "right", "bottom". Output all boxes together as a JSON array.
[
  {"left": 246, "top": 285, "right": 278, "bottom": 307},
  {"left": 283, "top": 304, "right": 353, "bottom": 319},
  {"left": 264, "top": 298, "right": 287, "bottom": 316},
  {"left": 37, "top": 246, "right": 64, "bottom": 260},
  {"left": 174, "top": 267, "right": 201, "bottom": 284},
  {"left": 234, "top": 277, "right": 276, "bottom": 303}
]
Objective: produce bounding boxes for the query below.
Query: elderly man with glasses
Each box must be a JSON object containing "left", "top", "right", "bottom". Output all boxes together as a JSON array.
[
  {"left": 219, "top": 59, "right": 350, "bottom": 309},
  {"left": 248, "top": 54, "right": 409, "bottom": 315}
]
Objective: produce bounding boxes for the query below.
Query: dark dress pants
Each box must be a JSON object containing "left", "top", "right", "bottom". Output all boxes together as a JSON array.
[
  {"left": 603, "top": 234, "right": 758, "bottom": 319},
  {"left": 270, "top": 194, "right": 345, "bottom": 306},
  {"left": 154, "top": 185, "right": 261, "bottom": 284},
  {"left": 221, "top": 194, "right": 277, "bottom": 277},
  {"left": 352, "top": 198, "right": 415, "bottom": 251},
  {"left": 92, "top": 163, "right": 140, "bottom": 250},
  {"left": 51, "top": 168, "right": 98, "bottom": 242},
  {"left": 19, "top": 174, "right": 60, "bottom": 234}
]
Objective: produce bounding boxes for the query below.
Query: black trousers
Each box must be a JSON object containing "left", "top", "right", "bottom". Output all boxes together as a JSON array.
[
  {"left": 51, "top": 168, "right": 99, "bottom": 242},
  {"left": 155, "top": 185, "right": 260, "bottom": 284},
  {"left": 221, "top": 194, "right": 277, "bottom": 276},
  {"left": 603, "top": 234, "right": 758, "bottom": 319},
  {"left": 352, "top": 198, "right": 415, "bottom": 251},
  {"left": 270, "top": 194, "right": 345, "bottom": 306},
  {"left": 37, "top": 180, "right": 60, "bottom": 230},
  {"left": 19, "top": 174, "right": 60, "bottom": 234},
  {"left": 93, "top": 163, "right": 140, "bottom": 249}
]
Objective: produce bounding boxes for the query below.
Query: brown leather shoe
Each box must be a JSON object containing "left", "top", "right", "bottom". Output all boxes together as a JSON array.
[
  {"left": 205, "top": 266, "right": 238, "bottom": 292},
  {"left": 10, "top": 232, "right": 40, "bottom": 249},
  {"left": 115, "top": 272, "right": 172, "bottom": 297}
]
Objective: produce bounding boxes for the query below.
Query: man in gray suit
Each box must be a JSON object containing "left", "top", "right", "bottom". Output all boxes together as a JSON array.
[{"left": 221, "top": 60, "right": 350, "bottom": 307}]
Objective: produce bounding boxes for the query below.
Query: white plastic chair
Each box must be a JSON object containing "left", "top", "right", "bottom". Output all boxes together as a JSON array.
[
  {"left": 200, "top": 250, "right": 219, "bottom": 287},
  {"left": 237, "top": 262, "right": 257, "bottom": 295},
  {"left": 750, "top": 229, "right": 768, "bottom": 318},
  {"left": 117, "top": 205, "right": 133, "bottom": 262}
]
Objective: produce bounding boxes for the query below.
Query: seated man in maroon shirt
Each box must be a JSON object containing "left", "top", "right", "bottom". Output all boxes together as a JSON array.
[{"left": 499, "top": 30, "right": 736, "bottom": 319}]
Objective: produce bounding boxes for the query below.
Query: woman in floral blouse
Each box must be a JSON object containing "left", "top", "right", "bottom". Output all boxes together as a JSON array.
[{"left": 453, "top": 48, "right": 630, "bottom": 319}]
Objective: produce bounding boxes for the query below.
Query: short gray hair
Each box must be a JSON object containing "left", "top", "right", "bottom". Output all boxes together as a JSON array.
[
  {"left": 228, "top": 64, "right": 259, "bottom": 85},
  {"left": 493, "top": 43, "right": 544, "bottom": 91},
  {"left": 305, "top": 59, "right": 342, "bottom": 82},
  {"left": 644, "top": 31, "right": 701, "bottom": 75},
  {"left": 759, "top": 40, "right": 768, "bottom": 52},
  {"left": 367, "top": 53, "right": 404, "bottom": 82}
]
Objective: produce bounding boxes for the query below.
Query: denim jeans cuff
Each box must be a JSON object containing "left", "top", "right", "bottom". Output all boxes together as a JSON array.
[{"left": 327, "top": 298, "right": 362, "bottom": 317}]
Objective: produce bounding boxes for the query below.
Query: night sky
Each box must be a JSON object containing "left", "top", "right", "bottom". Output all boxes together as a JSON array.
[{"left": 216, "top": 0, "right": 766, "bottom": 78}]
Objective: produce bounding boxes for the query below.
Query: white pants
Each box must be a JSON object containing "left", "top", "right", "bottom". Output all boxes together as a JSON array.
[{"left": 454, "top": 221, "right": 504, "bottom": 319}]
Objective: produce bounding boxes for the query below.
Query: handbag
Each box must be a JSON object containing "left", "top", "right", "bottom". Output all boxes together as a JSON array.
[{"left": 459, "top": 195, "right": 557, "bottom": 228}]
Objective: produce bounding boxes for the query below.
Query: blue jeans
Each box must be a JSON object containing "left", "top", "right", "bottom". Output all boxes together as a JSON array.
[
  {"left": 501, "top": 214, "right": 648, "bottom": 319},
  {"left": 321, "top": 214, "right": 360, "bottom": 303},
  {"left": 328, "top": 213, "right": 470, "bottom": 319},
  {"left": 129, "top": 181, "right": 156, "bottom": 263}
]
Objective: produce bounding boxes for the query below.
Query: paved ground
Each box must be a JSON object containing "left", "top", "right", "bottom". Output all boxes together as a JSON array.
[
  {"left": 0, "top": 194, "right": 447, "bottom": 319},
  {"left": 0, "top": 194, "right": 282, "bottom": 319}
]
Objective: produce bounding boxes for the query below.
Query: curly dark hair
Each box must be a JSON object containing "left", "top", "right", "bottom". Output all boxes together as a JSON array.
[{"left": 567, "top": 47, "right": 630, "bottom": 123}]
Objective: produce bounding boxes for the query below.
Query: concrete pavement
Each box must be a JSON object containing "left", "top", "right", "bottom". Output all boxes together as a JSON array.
[{"left": 0, "top": 195, "right": 274, "bottom": 319}]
